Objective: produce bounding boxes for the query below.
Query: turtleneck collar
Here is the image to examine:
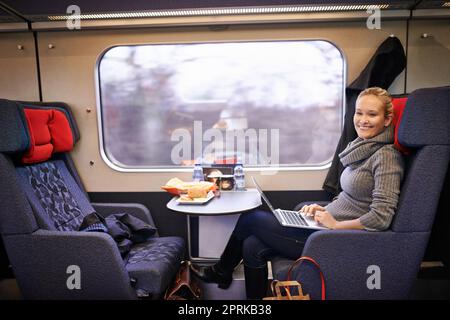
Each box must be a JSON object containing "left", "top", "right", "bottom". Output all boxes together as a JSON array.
[{"left": 339, "top": 125, "right": 394, "bottom": 167}]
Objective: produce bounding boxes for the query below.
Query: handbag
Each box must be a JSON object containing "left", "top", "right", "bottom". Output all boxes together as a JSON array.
[
  {"left": 263, "top": 256, "right": 326, "bottom": 300},
  {"left": 164, "top": 261, "right": 202, "bottom": 300}
]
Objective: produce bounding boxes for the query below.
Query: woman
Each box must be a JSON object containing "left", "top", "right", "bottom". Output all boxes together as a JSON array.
[{"left": 192, "top": 87, "right": 405, "bottom": 299}]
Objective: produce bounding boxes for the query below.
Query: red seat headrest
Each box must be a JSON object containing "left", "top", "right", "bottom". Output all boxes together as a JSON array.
[
  {"left": 392, "top": 97, "right": 410, "bottom": 155},
  {"left": 22, "top": 108, "right": 74, "bottom": 164}
]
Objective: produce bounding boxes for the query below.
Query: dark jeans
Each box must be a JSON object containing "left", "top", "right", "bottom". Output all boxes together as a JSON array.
[{"left": 232, "top": 209, "right": 317, "bottom": 268}]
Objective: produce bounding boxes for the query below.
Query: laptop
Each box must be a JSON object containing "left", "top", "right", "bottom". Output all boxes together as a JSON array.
[{"left": 252, "top": 177, "right": 327, "bottom": 230}]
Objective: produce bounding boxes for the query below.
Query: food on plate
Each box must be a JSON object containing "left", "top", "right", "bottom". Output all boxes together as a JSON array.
[
  {"left": 188, "top": 186, "right": 208, "bottom": 199},
  {"left": 164, "top": 178, "right": 186, "bottom": 189},
  {"left": 161, "top": 178, "right": 215, "bottom": 198},
  {"left": 179, "top": 194, "right": 192, "bottom": 201}
]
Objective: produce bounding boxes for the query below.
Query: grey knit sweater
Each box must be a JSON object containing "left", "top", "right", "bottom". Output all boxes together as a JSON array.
[{"left": 325, "top": 126, "right": 404, "bottom": 231}]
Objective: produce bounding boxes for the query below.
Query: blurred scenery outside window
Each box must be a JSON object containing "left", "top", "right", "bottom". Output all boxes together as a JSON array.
[{"left": 97, "top": 40, "right": 344, "bottom": 168}]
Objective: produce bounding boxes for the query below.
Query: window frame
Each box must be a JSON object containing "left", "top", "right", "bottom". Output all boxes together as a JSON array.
[{"left": 95, "top": 39, "right": 347, "bottom": 172}]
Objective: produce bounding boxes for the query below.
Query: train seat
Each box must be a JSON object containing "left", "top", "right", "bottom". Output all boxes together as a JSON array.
[
  {"left": 0, "top": 99, "right": 185, "bottom": 299},
  {"left": 271, "top": 86, "right": 450, "bottom": 299}
]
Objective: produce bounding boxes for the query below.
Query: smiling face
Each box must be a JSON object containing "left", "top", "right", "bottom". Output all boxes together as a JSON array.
[{"left": 354, "top": 94, "right": 393, "bottom": 140}]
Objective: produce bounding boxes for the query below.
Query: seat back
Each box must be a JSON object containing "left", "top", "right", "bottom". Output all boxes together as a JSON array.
[
  {"left": 390, "top": 87, "right": 450, "bottom": 233},
  {"left": 0, "top": 99, "right": 38, "bottom": 236},
  {"left": 0, "top": 99, "right": 89, "bottom": 235},
  {"left": 16, "top": 160, "right": 95, "bottom": 231}
]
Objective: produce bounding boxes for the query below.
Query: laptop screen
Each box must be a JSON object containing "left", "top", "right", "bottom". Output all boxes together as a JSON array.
[{"left": 252, "top": 177, "right": 275, "bottom": 212}]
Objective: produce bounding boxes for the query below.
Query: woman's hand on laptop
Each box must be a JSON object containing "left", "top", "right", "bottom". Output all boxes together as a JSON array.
[
  {"left": 299, "top": 204, "right": 326, "bottom": 217},
  {"left": 313, "top": 210, "right": 337, "bottom": 229}
]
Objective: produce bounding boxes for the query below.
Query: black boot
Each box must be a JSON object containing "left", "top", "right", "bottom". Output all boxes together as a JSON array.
[
  {"left": 191, "top": 235, "right": 243, "bottom": 289},
  {"left": 244, "top": 264, "right": 268, "bottom": 300},
  {"left": 190, "top": 264, "right": 233, "bottom": 289}
]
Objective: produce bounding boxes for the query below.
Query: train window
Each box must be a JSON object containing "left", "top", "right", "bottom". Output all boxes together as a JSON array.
[{"left": 97, "top": 40, "right": 344, "bottom": 170}]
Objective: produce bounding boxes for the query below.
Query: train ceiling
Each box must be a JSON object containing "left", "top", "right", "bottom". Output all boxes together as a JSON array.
[{"left": 0, "top": 0, "right": 448, "bottom": 24}]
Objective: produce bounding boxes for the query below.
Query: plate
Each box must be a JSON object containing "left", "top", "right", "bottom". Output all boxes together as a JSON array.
[{"left": 176, "top": 191, "right": 215, "bottom": 205}]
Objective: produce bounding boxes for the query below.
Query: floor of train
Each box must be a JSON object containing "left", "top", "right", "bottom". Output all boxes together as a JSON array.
[{"left": 0, "top": 263, "right": 449, "bottom": 300}]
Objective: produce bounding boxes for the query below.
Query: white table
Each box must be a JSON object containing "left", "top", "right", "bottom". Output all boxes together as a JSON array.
[
  {"left": 167, "top": 188, "right": 262, "bottom": 215},
  {"left": 167, "top": 188, "right": 262, "bottom": 261}
]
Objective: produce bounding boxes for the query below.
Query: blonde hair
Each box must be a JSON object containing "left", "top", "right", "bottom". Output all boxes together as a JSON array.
[{"left": 356, "top": 87, "right": 393, "bottom": 118}]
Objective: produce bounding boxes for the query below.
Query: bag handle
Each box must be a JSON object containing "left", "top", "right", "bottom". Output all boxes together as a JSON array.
[
  {"left": 286, "top": 256, "right": 326, "bottom": 300},
  {"left": 271, "top": 280, "right": 308, "bottom": 300}
]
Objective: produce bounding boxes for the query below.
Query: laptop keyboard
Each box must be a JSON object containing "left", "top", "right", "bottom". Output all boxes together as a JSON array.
[{"left": 279, "top": 210, "right": 308, "bottom": 226}]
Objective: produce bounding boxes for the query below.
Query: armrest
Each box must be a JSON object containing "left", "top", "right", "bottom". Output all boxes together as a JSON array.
[
  {"left": 284, "top": 230, "right": 428, "bottom": 299},
  {"left": 3, "top": 230, "right": 136, "bottom": 299},
  {"left": 91, "top": 203, "right": 156, "bottom": 232}
]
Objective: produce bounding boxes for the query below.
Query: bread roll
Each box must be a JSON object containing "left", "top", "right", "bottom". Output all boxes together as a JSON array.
[
  {"left": 179, "top": 195, "right": 192, "bottom": 201},
  {"left": 188, "top": 186, "right": 208, "bottom": 198}
]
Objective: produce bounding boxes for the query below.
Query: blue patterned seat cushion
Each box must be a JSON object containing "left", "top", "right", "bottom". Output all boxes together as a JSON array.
[
  {"left": 125, "top": 236, "right": 185, "bottom": 297},
  {"left": 16, "top": 160, "right": 94, "bottom": 231}
]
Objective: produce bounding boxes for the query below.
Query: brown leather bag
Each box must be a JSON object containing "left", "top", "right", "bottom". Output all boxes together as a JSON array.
[
  {"left": 164, "top": 261, "right": 202, "bottom": 300},
  {"left": 263, "top": 256, "right": 326, "bottom": 300},
  {"left": 263, "top": 280, "right": 310, "bottom": 300}
]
